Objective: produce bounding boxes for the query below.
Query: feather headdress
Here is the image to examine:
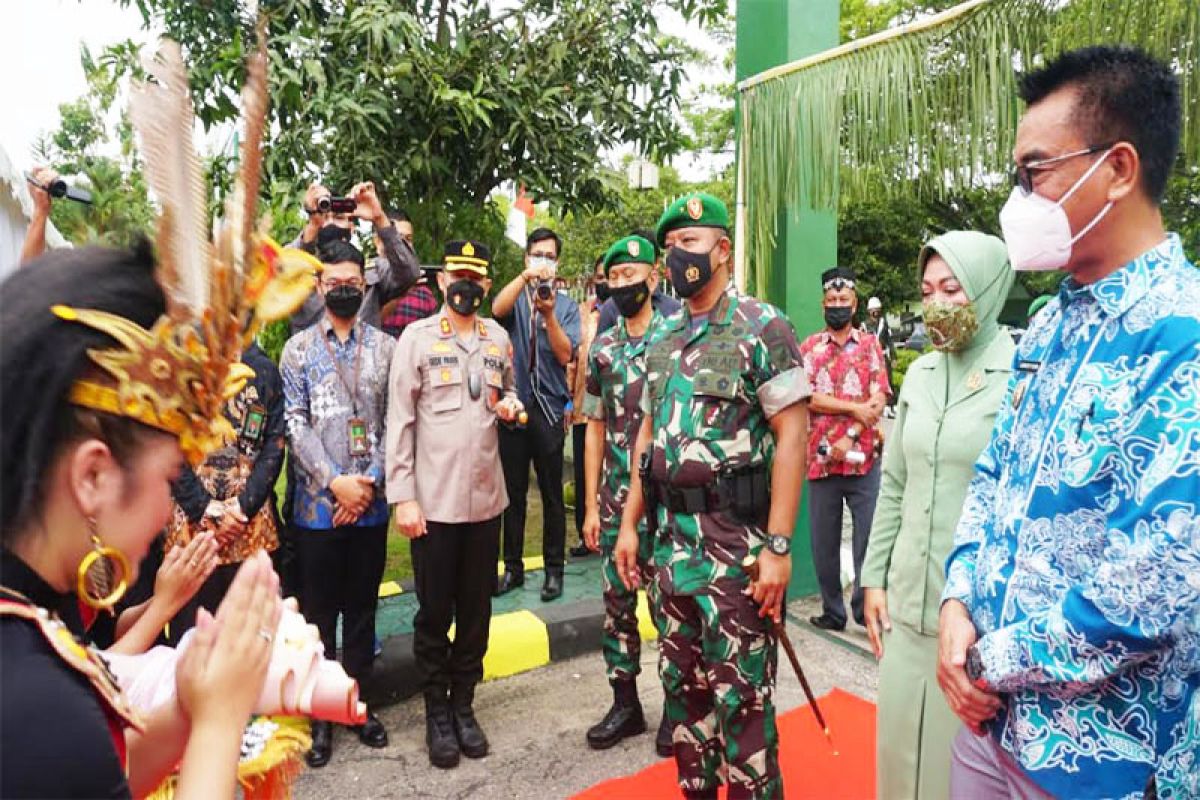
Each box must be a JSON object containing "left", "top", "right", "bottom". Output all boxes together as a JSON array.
[{"left": 54, "top": 22, "right": 318, "bottom": 464}]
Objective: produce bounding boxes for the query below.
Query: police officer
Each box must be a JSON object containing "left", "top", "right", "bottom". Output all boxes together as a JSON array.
[
  {"left": 386, "top": 240, "right": 524, "bottom": 770},
  {"left": 580, "top": 234, "right": 670, "bottom": 755},
  {"left": 617, "top": 194, "right": 811, "bottom": 799}
]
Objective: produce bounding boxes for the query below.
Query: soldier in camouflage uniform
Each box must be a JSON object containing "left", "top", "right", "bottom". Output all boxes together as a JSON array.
[
  {"left": 580, "top": 234, "right": 671, "bottom": 755},
  {"left": 617, "top": 193, "right": 811, "bottom": 800}
]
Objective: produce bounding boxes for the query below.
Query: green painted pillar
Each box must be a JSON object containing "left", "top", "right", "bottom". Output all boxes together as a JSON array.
[{"left": 736, "top": 0, "right": 840, "bottom": 597}]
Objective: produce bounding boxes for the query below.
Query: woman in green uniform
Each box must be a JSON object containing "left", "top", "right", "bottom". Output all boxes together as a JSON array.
[{"left": 861, "top": 231, "right": 1015, "bottom": 799}]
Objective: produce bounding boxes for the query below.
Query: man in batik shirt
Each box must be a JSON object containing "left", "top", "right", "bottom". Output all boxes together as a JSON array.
[
  {"left": 938, "top": 46, "right": 1200, "bottom": 800},
  {"left": 800, "top": 266, "right": 891, "bottom": 632}
]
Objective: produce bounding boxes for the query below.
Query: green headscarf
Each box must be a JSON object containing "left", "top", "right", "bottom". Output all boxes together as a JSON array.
[{"left": 918, "top": 231, "right": 1014, "bottom": 353}]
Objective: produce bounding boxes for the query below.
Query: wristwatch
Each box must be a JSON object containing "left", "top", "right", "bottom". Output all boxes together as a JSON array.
[
  {"left": 965, "top": 644, "right": 987, "bottom": 687},
  {"left": 765, "top": 534, "right": 791, "bottom": 556},
  {"left": 846, "top": 426, "right": 861, "bottom": 442}
]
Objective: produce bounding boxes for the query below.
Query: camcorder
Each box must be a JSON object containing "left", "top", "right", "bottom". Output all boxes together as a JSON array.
[
  {"left": 26, "top": 173, "right": 92, "bottom": 205},
  {"left": 314, "top": 196, "right": 358, "bottom": 215}
]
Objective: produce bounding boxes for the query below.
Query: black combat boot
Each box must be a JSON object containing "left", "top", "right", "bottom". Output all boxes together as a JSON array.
[
  {"left": 425, "top": 693, "right": 461, "bottom": 769},
  {"left": 586, "top": 679, "right": 647, "bottom": 749},
  {"left": 450, "top": 685, "right": 489, "bottom": 759},
  {"left": 655, "top": 708, "right": 674, "bottom": 757}
]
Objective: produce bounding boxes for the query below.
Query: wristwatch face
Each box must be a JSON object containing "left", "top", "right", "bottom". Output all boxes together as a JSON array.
[{"left": 767, "top": 534, "right": 791, "bottom": 556}]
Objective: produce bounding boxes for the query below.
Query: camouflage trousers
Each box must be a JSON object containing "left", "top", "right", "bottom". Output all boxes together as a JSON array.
[
  {"left": 657, "top": 572, "right": 781, "bottom": 799},
  {"left": 600, "top": 530, "right": 660, "bottom": 682}
]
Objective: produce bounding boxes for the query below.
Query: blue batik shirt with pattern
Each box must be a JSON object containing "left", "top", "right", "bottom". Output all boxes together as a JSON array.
[
  {"left": 281, "top": 317, "right": 394, "bottom": 530},
  {"left": 942, "top": 234, "right": 1200, "bottom": 799}
]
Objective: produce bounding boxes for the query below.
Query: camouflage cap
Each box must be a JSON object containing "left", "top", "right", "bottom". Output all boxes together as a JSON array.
[
  {"left": 654, "top": 192, "right": 730, "bottom": 247},
  {"left": 602, "top": 234, "right": 656, "bottom": 272}
]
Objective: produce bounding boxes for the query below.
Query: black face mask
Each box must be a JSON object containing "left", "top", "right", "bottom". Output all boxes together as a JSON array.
[
  {"left": 610, "top": 281, "right": 650, "bottom": 318},
  {"left": 594, "top": 282, "right": 611, "bottom": 303},
  {"left": 446, "top": 279, "right": 485, "bottom": 316},
  {"left": 325, "top": 285, "right": 364, "bottom": 319},
  {"left": 317, "top": 224, "right": 353, "bottom": 247},
  {"left": 666, "top": 245, "right": 715, "bottom": 298},
  {"left": 824, "top": 305, "right": 854, "bottom": 331}
]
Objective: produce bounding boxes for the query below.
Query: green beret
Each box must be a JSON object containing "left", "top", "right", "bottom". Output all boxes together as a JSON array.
[
  {"left": 603, "top": 235, "right": 656, "bottom": 272},
  {"left": 654, "top": 192, "right": 730, "bottom": 247}
]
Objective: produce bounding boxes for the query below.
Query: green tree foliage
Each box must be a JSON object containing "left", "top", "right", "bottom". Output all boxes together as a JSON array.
[
  {"left": 551, "top": 162, "right": 734, "bottom": 279},
  {"left": 111, "top": 0, "right": 727, "bottom": 256},
  {"left": 32, "top": 45, "right": 156, "bottom": 247}
]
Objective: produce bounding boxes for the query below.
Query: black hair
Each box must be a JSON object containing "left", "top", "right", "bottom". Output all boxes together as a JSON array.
[
  {"left": 386, "top": 208, "right": 410, "bottom": 224},
  {"left": 526, "top": 228, "right": 563, "bottom": 257},
  {"left": 0, "top": 241, "right": 167, "bottom": 542},
  {"left": 1018, "top": 45, "right": 1181, "bottom": 202},
  {"left": 318, "top": 238, "right": 366, "bottom": 271}
]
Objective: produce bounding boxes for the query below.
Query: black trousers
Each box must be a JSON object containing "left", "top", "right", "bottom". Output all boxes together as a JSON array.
[
  {"left": 411, "top": 516, "right": 501, "bottom": 704},
  {"left": 571, "top": 422, "right": 588, "bottom": 538},
  {"left": 499, "top": 403, "right": 566, "bottom": 576},
  {"left": 296, "top": 524, "right": 387, "bottom": 683},
  {"left": 167, "top": 561, "right": 242, "bottom": 644}
]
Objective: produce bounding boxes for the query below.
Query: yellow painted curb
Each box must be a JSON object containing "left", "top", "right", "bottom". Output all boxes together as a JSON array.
[
  {"left": 450, "top": 609, "right": 551, "bottom": 681},
  {"left": 378, "top": 581, "right": 403, "bottom": 598},
  {"left": 635, "top": 590, "right": 659, "bottom": 643}
]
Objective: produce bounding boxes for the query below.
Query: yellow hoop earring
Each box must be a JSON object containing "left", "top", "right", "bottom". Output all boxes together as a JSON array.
[{"left": 76, "top": 519, "right": 130, "bottom": 612}]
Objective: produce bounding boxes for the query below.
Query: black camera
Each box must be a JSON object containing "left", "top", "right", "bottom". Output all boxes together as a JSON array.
[
  {"left": 26, "top": 173, "right": 92, "bottom": 205},
  {"left": 315, "top": 196, "right": 357, "bottom": 215},
  {"left": 535, "top": 280, "right": 554, "bottom": 301}
]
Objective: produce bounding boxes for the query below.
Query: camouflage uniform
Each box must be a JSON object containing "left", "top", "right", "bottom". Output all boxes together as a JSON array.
[
  {"left": 582, "top": 309, "right": 664, "bottom": 682},
  {"left": 642, "top": 284, "right": 810, "bottom": 799}
]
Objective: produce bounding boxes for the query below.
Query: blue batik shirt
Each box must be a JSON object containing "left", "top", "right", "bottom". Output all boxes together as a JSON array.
[
  {"left": 281, "top": 317, "right": 394, "bottom": 530},
  {"left": 943, "top": 234, "right": 1200, "bottom": 799}
]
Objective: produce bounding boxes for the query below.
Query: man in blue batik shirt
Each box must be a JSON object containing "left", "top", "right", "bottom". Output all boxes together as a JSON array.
[
  {"left": 281, "top": 239, "right": 394, "bottom": 768},
  {"left": 938, "top": 47, "right": 1199, "bottom": 799}
]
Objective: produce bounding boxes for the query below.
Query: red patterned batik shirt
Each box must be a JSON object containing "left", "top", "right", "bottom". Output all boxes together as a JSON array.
[{"left": 799, "top": 327, "right": 891, "bottom": 480}]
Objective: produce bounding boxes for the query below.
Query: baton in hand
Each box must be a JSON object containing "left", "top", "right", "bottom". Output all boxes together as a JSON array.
[{"left": 743, "top": 554, "right": 838, "bottom": 755}]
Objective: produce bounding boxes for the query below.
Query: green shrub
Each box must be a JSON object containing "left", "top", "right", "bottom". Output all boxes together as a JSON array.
[{"left": 891, "top": 347, "right": 926, "bottom": 394}]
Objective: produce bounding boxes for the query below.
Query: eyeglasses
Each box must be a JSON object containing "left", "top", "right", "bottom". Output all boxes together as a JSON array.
[
  {"left": 321, "top": 278, "right": 365, "bottom": 291},
  {"left": 1012, "top": 144, "right": 1111, "bottom": 196}
]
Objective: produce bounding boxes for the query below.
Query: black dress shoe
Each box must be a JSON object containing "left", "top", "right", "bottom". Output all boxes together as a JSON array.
[
  {"left": 569, "top": 542, "right": 594, "bottom": 558},
  {"left": 586, "top": 681, "right": 646, "bottom": 749},
  {"left": 306, "top": 720, "right": 332, "bottom": 768},
  {"left": 452, "top": 707, "right": 489, "bottom": 759},
  {"left": 426, "top": 702, "right": 461, "bottom": 769},
  {"left": 541, "top": 572, "right": 563, "bottom": 602},
  {"left": 352, "top": 712, "right": 388, "bottom": 748},
  {"left": 655, "top": 710, "right": 673, "bottom": 758},
  {"left": 809, "top": 613, "right": 846, "bottom": 632},
  {"left": 494, "top": 570, "right": 524, "bottom": 597}
]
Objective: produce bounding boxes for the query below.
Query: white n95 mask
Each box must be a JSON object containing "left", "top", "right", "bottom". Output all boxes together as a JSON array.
[{"left": 1000, "top": 148, "right": 1114, "bottom": 272}]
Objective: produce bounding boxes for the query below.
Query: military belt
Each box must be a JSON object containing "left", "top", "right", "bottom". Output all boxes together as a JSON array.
[{"left": 650, "top": 465, "right": 769, "bottom": 520}]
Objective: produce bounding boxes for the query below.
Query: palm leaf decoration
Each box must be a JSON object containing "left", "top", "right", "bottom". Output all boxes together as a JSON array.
[{"left": 737, "top": 0, "right": 1199, "bottom": 294}]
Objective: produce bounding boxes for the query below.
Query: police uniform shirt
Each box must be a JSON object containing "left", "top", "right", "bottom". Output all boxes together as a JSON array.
[{"left": 386, "top": 310, "right": 517, "bottom": 523}]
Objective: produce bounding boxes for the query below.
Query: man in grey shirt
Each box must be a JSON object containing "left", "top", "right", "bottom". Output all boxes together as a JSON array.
[{"left": 288, "top": 182, "right": 421, "bottom": 334}]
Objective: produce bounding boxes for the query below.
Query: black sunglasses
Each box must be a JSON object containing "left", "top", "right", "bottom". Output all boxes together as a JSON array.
[{"left": 1012, "top": 144, "right": 1112, "bottom": 196}]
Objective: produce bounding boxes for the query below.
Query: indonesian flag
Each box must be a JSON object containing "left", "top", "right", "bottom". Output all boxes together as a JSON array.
[{"left": 505, "top": 185, "right": 535, "bottom": 247}]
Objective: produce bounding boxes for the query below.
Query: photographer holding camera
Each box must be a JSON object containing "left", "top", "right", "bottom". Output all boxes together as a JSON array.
[
  {"left": 19, "top": 166, "right": 91, "bottom": 265},
  {"left": 491, "top": 228, "right": 581, "bottom": 602},
  {"left": 288, "top": 181, "right": 421, "bottom": 334}
]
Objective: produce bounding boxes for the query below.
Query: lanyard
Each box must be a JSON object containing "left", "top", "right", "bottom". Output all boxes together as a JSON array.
[{"left": 319, "top": 324, "right": 365, "bottom": 416}]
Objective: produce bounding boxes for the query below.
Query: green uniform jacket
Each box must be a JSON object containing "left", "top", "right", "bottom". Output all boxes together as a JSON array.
[{"left": 861, "top": 331, "right": 1015, "bottom": 635}]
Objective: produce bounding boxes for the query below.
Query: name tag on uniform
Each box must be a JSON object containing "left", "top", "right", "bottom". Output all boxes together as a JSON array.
[
  {"left": 1017, "top": 360, "right": 1041, "bottom": 374},
  {"left": 241, "top": 404, "right": 266, "bottom": 443},
  {"left": 348, "top": 417, "right": 369, "bottom": 456}
]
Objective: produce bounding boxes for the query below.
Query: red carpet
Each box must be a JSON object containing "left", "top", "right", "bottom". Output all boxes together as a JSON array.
[{"left": 572, "top": 689, "right": 875, "bottom": 799}]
